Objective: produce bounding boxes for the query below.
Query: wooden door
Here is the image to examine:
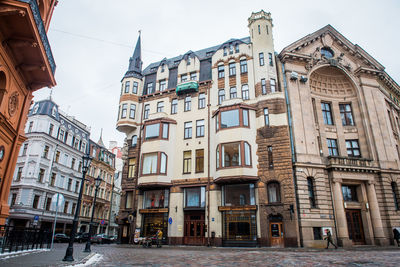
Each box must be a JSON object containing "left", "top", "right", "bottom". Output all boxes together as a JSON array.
[
  {"left": 184, "top": 211, "right": 205, "bottom": 245},
  {"left": 346, "top": 209, "right": 365, "bottom": 244},
  {"left": 269, "top": 222, "right": 284, "bottom": 247}
]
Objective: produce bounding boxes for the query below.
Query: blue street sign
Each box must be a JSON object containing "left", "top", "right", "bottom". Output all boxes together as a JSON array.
[
  {"left": 212, "top": 217, "right": 215, "bottom": 222},
  {"left": 34, "top": 215, "right": 39, "bottom": 221},
  {"left": 101, "top": 220, "right": 105, "bottom": 225},
  {"left": 168, "top": 217, "right": 173, "bottom": 224}
]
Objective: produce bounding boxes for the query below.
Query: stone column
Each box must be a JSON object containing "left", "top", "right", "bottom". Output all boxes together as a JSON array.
[
  {"left": 331, "top": 179, "right": 352, "bottom": 247},
  {"left": 366, "top": 181, "right": 388, "bottom": 246}
]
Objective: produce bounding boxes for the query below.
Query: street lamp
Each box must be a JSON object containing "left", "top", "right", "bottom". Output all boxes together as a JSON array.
[
  {"left": 63, "top": 154, "right": 92, "bottom": 262},
  {"left": 84, "top": 175, "right": 102, "bottom": 253}
]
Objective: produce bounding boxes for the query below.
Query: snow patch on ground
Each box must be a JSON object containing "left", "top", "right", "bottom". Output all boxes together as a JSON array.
[
  {"left": 66, "top": 253, "right": 103, "bottom": 267},
  {"left": 0, "top": 248, "right": 49, "bottom": 260}
]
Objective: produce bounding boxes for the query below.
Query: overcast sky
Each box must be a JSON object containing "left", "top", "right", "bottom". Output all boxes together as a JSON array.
[{"left": 33, "top": 0, "right": 400, "bottom": 147}]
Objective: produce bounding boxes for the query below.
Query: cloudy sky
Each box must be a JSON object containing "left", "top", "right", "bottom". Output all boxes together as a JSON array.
[{"left": 33, "top": 0, "right": 400, "bottom": 147}]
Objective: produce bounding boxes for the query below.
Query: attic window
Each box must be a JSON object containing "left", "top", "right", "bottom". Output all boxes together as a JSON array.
[
  {"left": 151, "top": 67, "right": 157, "bottom": 72},
  {"left": 321, "top": 47, "right": 334, "bottom": 59},
  {"left": 161, "top": 64, "right": 165, "bottom": 72},
  {"left": 187, "top": 56, "right": 191, "bottom": 65},
  {"left": 206, "top": 51, "right": 214, "bottom": 57},
  {"left": 174, "top": 60, "right": 180, "bottom": 65}
]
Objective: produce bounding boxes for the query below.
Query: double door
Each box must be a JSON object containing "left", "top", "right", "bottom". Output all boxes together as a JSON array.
[
  {"left": 345, "top": 209, "right": 365, "bottom": 244},
  {"left": 184, "top": 211, "right": 205, "bottom": 245}
]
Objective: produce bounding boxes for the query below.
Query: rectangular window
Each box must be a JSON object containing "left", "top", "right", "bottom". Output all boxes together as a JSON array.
[
  {"left": 261, "top": 79, "right": 267, "bottom": 95},
  {"left": 196, "top": 149, "right": 204, "bottom": 173},
  {"left": 230, "top": 87, "right": 237, "bottom": 99},
  {"left": 240, "top": 59, "right": 247, "bottom": 73},
  {"left": 144, "top": 104, "right": 150, "bottom": 119},
  {"left": 229, "top": 44, "right": 234, "bottom": 54},
  {"left": 145, "top": 123, "right": 160, "bottom": 139},
  {"left": 129, "top": 104, "right": 136, "bottom": 119},
  {"left": 28, "top": 121, "right": 33, "bottom": 133},
  {"left": 143, "top": 189, "right": 169, "bottom": 208},
  {"left": 132, "top": 81, "right": 138, "bottom": 94},
  {"left": 38, "top": 168, "right": 45, "bottom": 183},
  {"left": 184, "top": 121, "right": 192, "bottom": 139},
  {"left": 185, "top": 187, "right": 205, "bottom": 208},
  {"left": 50, "top": 173, "right": 56, "bottom": 186},
  {"left": 184, "top": 96, "right": 191, "bottom": 111},
  {"left": 218, "top": 65, "right": 225, "bottom": 79},
  {"left": 321, "top": 102, "right": 333, "bottom": 125},
  {"left": 68, "top": 178, "right": 72, "bottom": 191},
  {"left": 159, "top": 80, "right": 166, "bottom": 91},
  {"left": 49, "top": 123, "right": 54, "bottom": 136},
  {"left": 313, "top": 227, "right": 322, "bottom": 240},
  {"left": 190, "top": 72, "right": 197, "bottom": 81},
  {"left": 198, "top": 93, "right": 205, "bottom": 109},
  {"left": 45, "top": 197, "right": 51, "bottom": 211},
  {"left": 10, "top": 193, "right": 17, "bottom": 206},
  {"left": 183, "top": 151, "right": 192, "bottom": 174},
  {"left": 75, "top": 181, "right": 79, "bottom": 193},
  {"left": 235, "top": 43, "right": 239, "bottom": 53},
  {"left": 243, "top": 109, "right": 249, "bottom": 127},
  {"left": 55, "top": 151, "right": 60, "bottom": 163},
  {"left": 171, "top": 99, "right": 178, "bottom": 114},
  {"left": 181, "top": 74, "right": 188, "bottom": 82},
  {"left": 270, "top": 78, "right": 276, "bottom": 93},
  {"left": 43, "top": 145, "right": 49, "bottom": 158},
  {"left": 16, "top": 167, "right": 23, "bottom": 181},
  {"left": 259, "top": 52, "right": 265, "bottom": 66},
  {"left": 32, "top": 195, "right": 40, "bottom": 209},
  {"left": 58, "top": 129, "right": 64, "bottom": 141},
  {"left": 223, "top": 47, "right": 227, "bottom": 56},
  {"left": 121, "top": 104, "right": 128, "bottom": 118},
  {"left": 157, "top": 101, "right": 164, "bottom": 113},
  {"left": 221, "top": 109, "right": 240, "bottom": 128},
  {"left": 268, "top": 53, "right": 273, "bottom": 66},
  {"left": 22, "top": 143, "right": 28, "bottom": 156},
  {"left": 346, "top": 140, "right": 361, "bottom": 157},
  {"left": 142, "top": 153, "right": 158, "bottom": 174},
  {"left": 196, "top": 120, "right": 205, "bottom": 137},
  {"left": 124, "top": 81, "right": 130, "bottom": 93},
  {"left": 128, "top": 158, "right": 136, "bottom": 178},
  {"left": 342, "top": 185, "right": 358, "bottom": 202},
  {"left": 71, "top": 203, "right": 76, "bottom": 215},
  {"left": 339, "top": 103, "right": 354, "bottom": 126},
  {"left": 264, "top": 108, "right": 269, "bottom": 126},
  {"left": 307, "top": 177, "right": 316, "bottom": 208},
  {"left": 146, "top": 82, "right": 154, "bottom": 94},
  {"left": 229, "top": 62, "right": 236, "bottom": 76},
  {"left": 218, "top": 89, "right": 225, "bottom": 105},
  {"left": 268, "top": 146, "right": 273, "bottom": 169},
  {"left": 223, "top": 184, "right": 255, "bottom": 206},
  {"left": 327, "top": 138, "right": 339, "bottom": 156},
  {"left": 242, "top": 85, "right": 249, "bottom": 100},
  {"left": 125, "top": 191, "right": 133, "bottom": 209},
  {"left": 71, "top": 158, "right": 76, "bottom": 169},
  {"left": 222, "top": 143, "right": 240, "bottom": 167},
  {"left": 162, "top": 123, "right": 169, "bottom": 139}
]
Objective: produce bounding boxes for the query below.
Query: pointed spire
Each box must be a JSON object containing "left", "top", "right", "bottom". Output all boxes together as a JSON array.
[
  {"left": 98, "top": 128, "right": 105, "bottom": 147},
  {"left": 124, "top": 31, "right": 142, "bottom": 79}
]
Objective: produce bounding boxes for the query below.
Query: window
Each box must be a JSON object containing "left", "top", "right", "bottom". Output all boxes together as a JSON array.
[
  {"left": 229, "top": 62, "right": 236, "bottom": 76},
  {"left": 342, "top": 185, "right": 358, "bottom": 202},
  {"left": 142, "top": 152, "right": 167, "bottom": 175},
  {"left": 268, "top": 53, "right": 273, "bottom": 66},
  {"left": 68, "top": 178, "right": 72, "bottom": 191},
  {"left": 346, "top": 140, "right": 361, "bottom": 157},
  {"left": 144, "top": 104, "right": 150, "bottom": 119},
  {"left": 187, "top": 57, "right": 191, "bottom": 65},
  {"left": 75, "top": 181, "right": 79, "bottom": 193},
  {"left": 132, "top": 81, "right": 138, "bottom": 94},
  {"left": 259, "top": 52, "right": 265, "bottom": 66},
  {"left": 268, "top": 146, "right": 273, "bottom": 169},
  {"left": 143, "top": 189, "right": 169, "bottom": 208},
  {"left": 16, "top": 167, "right": 23, "bottom": 181},
  {"left": 258, "top": 24, "right": 261, "bottom": 34},
  {"left": 58, "top": 129, "right": 64, "bottom": 141},
  {"left": 321, "top": 102, "right": 333, "bottom": 125},
  {"left": 50, "top": 173, "right": 56, "bottom": 186},
  {"left": 11, "top": 193, "right": 17, "bottom": 206},
  {"left": 196, "top": 120, "right": 205, "bottom": 137},
  {"left": 391, "top": 182, "right": 399, "bottom": 210},
  {"left": 218, "top": 89, "right": 225, "bottom": 105},
  {"left": 45, "top": 197, "right": 51, "bottom": 211},
  {"left": 28, "top": 121, "right": 33, "bottom": 133},
  {"left": 270, "top": 79, "right": 276, "bottom": 93},
  {"left": 146, "top": 82, "right": 154, "bottom": 94},
  {"left": 159, "top": 80, "right": 166, "bottom": 91},
  {"left": 184, "top": 121, "right": 192, "bottom": 139},
  {"left": 184, "top": 187, "right": 205, "bottom": 208},
  {"left": 217, "top": 108, "right": 250, "bottom": 130},
  {"left": 313, "top": 227, "right": 322, "bottom": 240},
  {"left": 242, "top": 84, "right": 249, "bottom": 100},
  {"left": 129, "top": 104, "right": 136, "bottom": 119},
  {"left": 218, "top": 65, "right": 225, "bottom": 79},
  {"left": 32, "top": 195, "right": 40, "bottom": 209},
  {"left": 181, "top": 74, "right": 188, "bottom": 83},
  {"left": 22, "top": 143, "right": 28, "bottom": 156},
  {"left": 235, "top": 43, "right": 239, "bottom": 53},
  {"left": 196, "top": 149, "right": 204, "bottom": 173},
  {"left": 157, "top": 101, "right": 164, "bottom": 113},
  {"left": 184, "top": 96, "right": 191, "bottom": 111},
  {"left": 190, "top": 72, "right": 197, "bottom": 81},
  {"left": 240, "top": 59, "right": 247, "bottom": 73},
  {"left": 130, "top": 135, "right": 137, "bottom": 147},
  {"left": 307, "top": 177, "right": 316, "bottom": 208},
  {"left": 198, "top": 93, "right": 205, "bottom": 109},
  {"left": 223, "top": 184, "right": 255, "bottom": 206},
  {"left": 230, "top": 87, "right": 237, "bottom": 99},
  {"left": 161, "top": 64, "right": 165, "bottom": 72},
  {"left": 327, "top": 139, "right": 338, "bottom": 156},
  {"left": 49, "top": 123, "right": 54, "bottom": 136},
  {"left": 183, "top": 151, "right": 191, "bottom": 174},
  {"left": 71, "top": 203, "right": 76, "bottom": 215},
  {"left": 145, "top": 123, "right": 160, "bottom": 140},
  {"left": 339, "top": 103, "right": 354, "bottom": 126},
  {"left": 264, "top": 108, "right": 269, "bottom": 126},
  {"left": 38, "top": 168, "right": 45, "bottom": 183},
  {"left": 43, "top": 145, "right": 49, "bottom": 159},
  {"left": 125, "top": 191, "right": 133, "bottom": 209},
  {"left": 121, "top": 104, "right": 128, "bottom": 118},
  {"left": 267, "top": 182, "right": 280, "bottom": 203},
  {"left": 229, "top": 44, "right": 234, "bottom": 54},
  {"left": 321, "top": 47, "right": 334, "bottom": 58},
  {"left": 223, "top": 47, "right": 227, "bottom": 56},
  {"left": 171, "top": 99, "right": 178, "bottom": 114},
  {"left": 261, "top": 79, "right": 267, "bottom": 95},
  {"left": 124, "top": 81, "right": 130, "bottom": 93},
  {"left": 217, "top": 142, "right": 251, "bottom": 168},
  {"left": 128, "top": 158, "right": 136, "bottom": 178},
  {"left": 71, "top": 158, "right": 76, "bottom": 169}
]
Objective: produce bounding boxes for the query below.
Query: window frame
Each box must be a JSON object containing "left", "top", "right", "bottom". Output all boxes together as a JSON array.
[
  {"left": 321, "top": 102, "right": 334, "bottom": 125},
  {"left": 183, "top": 150, "right": 192, "bottom": 174},
  {"left": 339, "top": 103, "right": 355, "bottom": 126},
  {"left": 229, "top": 62, "right": 236, "bottom": 76},
  {"left": 143, "top": 121, "right": 169, "bottom": 141},
  {"left": 184, "top": 96, "right": 191, "bottom": 112},
  {"left": 141, "top": 152, "right": 168, "bottom": 176},
  {"left": 264, "top": 108, "right": 269, "bottom": 126},
  {"left": 218, "top": 64, "right": 225, "bottom": 79},
  {"left": 196, "top": 119, "right": 205, "bottom": 137},
  {"left": 129, "top": 104, "right": 136, "bottom": 119},
  {"left": 216, "top": 107, "right": 250, "bottom": 131},
  {"left": 132, "top": 81, "right": 138, "bottom": 94},
  {"left": 327, "top": 138, "right": 339, "bottom": 156},
  {"left": 307, "top": 177, "right": 316, "bottom": 208},
  {"left": 346, "top": 139, "right": 361, "bottom": 158},
  {"left": 268, "top": 53, "right": 273, "bottom": 66},
  {"left": 270, "top": 78, "right": 276, "bottom": 93},
  {"left": 121, "top": 103, "right": 128, "bottom": 119},
  {"left": 171, "top": 99, "right": 178, "bottom": 114},
  {"left": 198, "top": 93, "right": 206, "bottom": 109},
  {"left": 159, "top": 79, "right": 166, "bottom": 92},
  {"left": 216, "top": 141, "right": 252, "bottom": 169},
  {"left": 242, "top": 84, "right": 249, "bottom": 100},
  {"left": 184, "top": 121, "right": 192, "bottom": 139},
  {"left": 218, "top": 89, "right": 225, "bottom": 105},
  {"left": 144, "top": 104, "right": 150, "bottom": 119},
  {"left": 259, "top": 52, "right": 265, "bottom": 66},
  {"left": 267, "top": 181, "right": 281, "bottom": 203},
  {"left": 230, "top": 87, "right": 237, "bottom": 99},
  {"left": 124, "top": 81, "right": 130, "bottom": 93},
  {"left": 195, "top": 149, "right": 204, "bottom": 173},
  {"left": 157, "top": 101, "right": 164, "bottom": 113}
]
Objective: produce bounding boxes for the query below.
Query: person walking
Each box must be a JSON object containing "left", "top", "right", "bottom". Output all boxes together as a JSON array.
[
  {"left": 393, "top": 228, "right": 400, "bottom": 247},
  {"left": 324, "top": 229, "right": 337, "bottom": 249},
  {"left": 156, "top": 229, "right": 163, "bottom": 248}
]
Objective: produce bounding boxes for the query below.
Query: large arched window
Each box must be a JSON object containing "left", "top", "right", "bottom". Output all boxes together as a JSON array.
[
  {"left": 307, "top": 177, "right": 316, "bottom": 208},
  {"left": 267, "top": 182, "right": 281, "bottom": 203},
  {"left": 392, "top": 182, "right": 399, "bottom": 210}
]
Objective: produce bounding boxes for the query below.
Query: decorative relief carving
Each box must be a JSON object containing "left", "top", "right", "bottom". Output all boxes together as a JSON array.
[
  {"left": 306, "top": 47, "right": 352, "bottom": 71},
  {"left": 8, "top": 92, "right": 19, "bottom": 117}
]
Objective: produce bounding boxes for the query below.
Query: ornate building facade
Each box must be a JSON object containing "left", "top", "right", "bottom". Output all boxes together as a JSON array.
[
  {"left": 116, "top": 11, "right": 298, "bottom": 247},
  {"left": 0, "top": 0, "right": 57, "bottom": 224}
]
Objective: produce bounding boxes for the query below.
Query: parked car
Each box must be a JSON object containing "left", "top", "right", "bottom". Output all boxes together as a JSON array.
[
  {"left": 109, "top": 235, "right": 118, "bottom": 243},
  {"left": 91, "top": 234, "right": 112, "bottom": 244},
  {"left": 54, "top": 233, "right": 69, "bottom": 243},
  {"left": 75, "top": 232, "right": 90, "bottom": 243}
]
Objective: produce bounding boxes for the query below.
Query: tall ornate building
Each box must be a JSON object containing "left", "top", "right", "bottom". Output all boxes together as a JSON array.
[
  {"left": 116, "top": 11, "right": 298, "bottom": 247},
  {"left": 0, "top": 0, "right": 57, "bottom": 224},
  {"left": 279, "top": 25, "right": 400, "bottom": 247}
]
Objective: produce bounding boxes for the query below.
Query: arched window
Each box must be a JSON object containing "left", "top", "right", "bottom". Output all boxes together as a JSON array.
[
  {"left": 321, "top": 47, "right": 334, "bottom": 59},
  {"left": 392, "top": 182, "right": 399, "bottom": 210},
  {"left": 307, "top": 177, "right": 316, "bottom": 208},
  {"left": 267, "top": 182, "right": 280, "bottom": 203}
]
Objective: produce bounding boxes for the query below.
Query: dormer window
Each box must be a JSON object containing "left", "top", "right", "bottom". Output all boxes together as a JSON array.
[
  {"left": 223, "top": 47, "right": 227, "bottom": 56},
  {"left": 235, "top": 43, "right": 239, "bottom": 53},
  {"left": 161, "top": 64, "right": 165, "bottom": 72},
  {"left": 187, "top": 56, "right": 191, "bottom": 65},
  {"left": 321, "top": 47, "right": 334, "bottom": 59},
  {"left": 229, "top": 44, "right": 234, "bottom": 54}
]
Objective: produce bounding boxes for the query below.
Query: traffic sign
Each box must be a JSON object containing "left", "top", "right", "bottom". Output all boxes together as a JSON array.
[
  {"left": 34, "top": 215, "right": 39, "bottom": 221},
  {"left": 168, "top": 217, "right": 172, "bottom": 224},
  {"left": 101, "top": 219, "right": 105, "bottom": 225}
]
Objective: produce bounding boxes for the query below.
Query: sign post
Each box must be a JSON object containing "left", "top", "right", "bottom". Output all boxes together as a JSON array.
[{"left": 51, "top": 193, "right": 64, "bottom": 249}]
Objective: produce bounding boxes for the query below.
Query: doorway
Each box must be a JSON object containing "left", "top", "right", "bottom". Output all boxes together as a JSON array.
[
  {"left": 269, "top": 222, "right": 284, "bottom": 247},
  {"left": 345, "top": 209, "right": 365, "bottom": 244},
  {"left": 184, "top": 211, "right": 205, "bottom": 245}
]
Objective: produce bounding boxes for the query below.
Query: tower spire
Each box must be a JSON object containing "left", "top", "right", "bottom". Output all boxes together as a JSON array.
[
  {"left": 98, "top": 128, "right": 105, "bottom": 147},
  {"left": 124, "top": 32, "right": 142, "bottom": 79}
]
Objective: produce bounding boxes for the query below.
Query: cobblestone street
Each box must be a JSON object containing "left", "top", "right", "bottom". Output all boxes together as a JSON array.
[{"left": 2, "top": 243, "right": 399, "bottom": 267}]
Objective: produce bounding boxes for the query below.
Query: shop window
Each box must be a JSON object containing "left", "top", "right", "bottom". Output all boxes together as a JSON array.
[
  {"left": 143, "top": 189, "right": 169, "bottom": 209},
  {"left": 391, "top": 182, "right": 399, "bottom": 210},
  {"left": 342, "top": 185, "right": 358, "bottom": 202},
  {"left": 195, "top": 149, "right": 204, "bottom": 173},
  {"left": 183, "top": 151, "right": 191, "bottom": 174},
  {"left": 222, "top": 210, "right": 256, "bottom": 242},
  {"left": 313, "top": 227, "right": 322, "bottom": 240},
  {"left": 142, "top": 152, "right": 167, "bottom": 175},
  {"left": 339, "top": 103, "right": 354, "bottom": 126},
  {"left": 346, "top": 139, "right": 361, "bottom": 157},
  {"left": 216, "top": 141, "right": 251, "bottom": 168},
  {"left": 307, "top": 177, "right": 316, "bottom": 208},
  {"left": 267, "top": 182, "right": 281, "bottom": 203},
  {"left": 128, "top": 158, "right": 136, "bottom": 179},
  {"left": 223, "top": 184, "right": 255, "bottom": 206},
  {"left": 327, "top": 138, "right": 338, "bottom": 156},
  {"left": 184, "top": 187, "right": 205, "bottom": 208}
]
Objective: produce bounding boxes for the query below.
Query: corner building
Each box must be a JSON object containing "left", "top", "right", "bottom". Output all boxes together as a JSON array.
[{"left": 116, "top": 11, "right": 299, "bottom": 247}]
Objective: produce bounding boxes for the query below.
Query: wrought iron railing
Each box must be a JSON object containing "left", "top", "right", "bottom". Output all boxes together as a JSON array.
[{"left": 0, "top": 225, "right": 51, "bottom": 254}]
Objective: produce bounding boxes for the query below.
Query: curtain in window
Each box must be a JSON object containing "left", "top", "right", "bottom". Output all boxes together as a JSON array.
[{"left": 143, "top": 154, "right": 157, "bottom": 174}]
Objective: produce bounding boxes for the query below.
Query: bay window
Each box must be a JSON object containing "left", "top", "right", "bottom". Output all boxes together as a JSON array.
[
  {"left": 142, "top": 152, "right": 167, "bottom": 175},
  {"left": 216, "top": 141, "right": 251, "bottom": 169},
  {"left": 216, "top": 107, "right": 250, "bottom": 130},
  {"left": 144, "top": 122, "right": 169, "bottom": 140}
]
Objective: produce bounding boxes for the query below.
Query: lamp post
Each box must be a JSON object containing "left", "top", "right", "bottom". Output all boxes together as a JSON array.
[
  {"left": 63, "top": 154, "right": 92, "bottom": 262},
  {"left": 84, "top": 175, "right": 102, "bottom": 253}
]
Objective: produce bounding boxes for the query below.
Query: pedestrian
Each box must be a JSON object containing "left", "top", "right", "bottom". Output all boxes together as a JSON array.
[
  {"left": 156, "top": 229, "right": 163, "bottom": 248},
  {"left": 393, "top": 228, "right": 400, "bottom": 247},
  {"left": 324, "top": 229, "right": 337, "bottom": 249}
]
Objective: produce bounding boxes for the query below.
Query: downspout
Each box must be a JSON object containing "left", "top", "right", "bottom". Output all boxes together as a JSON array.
[
  {"left": 207, "top": 81, "right": 211, "bottom": 247},
  {"left": 281, "top": 62, "right": 303, "bottom": 247}
]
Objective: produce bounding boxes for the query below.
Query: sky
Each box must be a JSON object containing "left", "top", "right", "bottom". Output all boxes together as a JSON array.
[{"left": 33, "top": 0, "right": 400, "bottom": 147}]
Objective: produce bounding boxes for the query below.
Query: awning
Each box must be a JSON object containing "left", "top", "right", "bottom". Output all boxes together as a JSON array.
[{"left": 176, "top": 81, "right": 199, "bottom": 95}]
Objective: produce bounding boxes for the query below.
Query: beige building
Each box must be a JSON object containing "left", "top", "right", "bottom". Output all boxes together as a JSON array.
[
  {"left": 116, "top": 11, "right": 299, "bottom": 247},
  {"left": 279, "top": 25, "right": 400, "bottom": 247}
]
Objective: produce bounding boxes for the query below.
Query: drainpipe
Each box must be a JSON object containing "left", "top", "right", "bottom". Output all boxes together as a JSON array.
[
  {"left": 281, "top": 62, "right": 303, "bottom": 247},
  {"left": 206, "top": 81, "right": 211, "bottom": 247}
]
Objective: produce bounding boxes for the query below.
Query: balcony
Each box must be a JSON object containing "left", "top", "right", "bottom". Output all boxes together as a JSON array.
[
  {"left": 326, "top": 156, "right": 379, "bottom": 173},
  {"left": 176, "top": 81, "right": 198, "bottom": 95}
]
